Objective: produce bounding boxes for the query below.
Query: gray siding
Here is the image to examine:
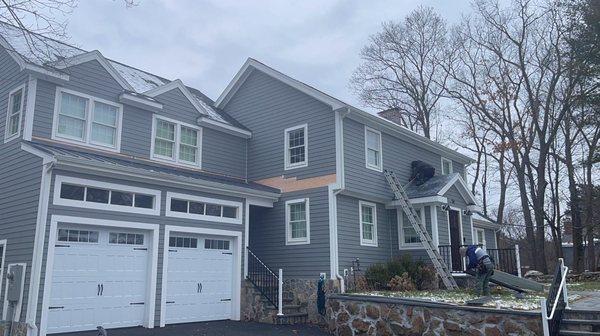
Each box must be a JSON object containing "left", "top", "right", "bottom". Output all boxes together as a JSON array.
[
  {"left": 248, "top": 188, "right": 330, "bottom": 278},
  {"left": 36, "top": 170, "right": 247, "bottom": 327},
  {"left": 222, "top": 70, "right": 336, "bottom": 180},
  {"left": 343, "top": 117, "right": 465, "bottom": 201},
  {"left": 437, "top": 206, "right": 450, "bottom": 245},
  {"left": 31, "top": 60, "right": 247, "bottom": 178},
  {"left": 336, "top": 194, "right": 397, "bottom": 272},
  {"left": 0, "top": 47, "right": 40, "bottom": 321},
  {"left": 484, "top": 228, "right": 497, "bottom": 249}
]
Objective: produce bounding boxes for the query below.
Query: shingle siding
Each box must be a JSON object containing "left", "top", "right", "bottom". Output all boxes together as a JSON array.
[
  {"left": 222, "top": 70, "right": 336, "bottom": 180},
  {"left": 30, "top": 60, "right": 248, "bottom": 178},
  {"left": 35, "top": 170, "right": 247, "bottom": 327},
  {"left": 0, "top": 47, "right": 40, "bottom": 322},
  {"left": 248, "top": 187, "right": 330, "bottom": 278}
]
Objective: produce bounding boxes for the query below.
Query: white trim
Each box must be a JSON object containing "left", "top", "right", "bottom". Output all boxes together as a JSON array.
[
  {"left": 160, "top": 225, "right": 242, "bottom": 327},
  {"left": 441, "top": 157, "right": 453, "bottom": 175},
  {"left": 437, "top": 174, "right": 477, "bottom": 205},
  {"left": 51, "top": 87, "right": 124, "bottom": 152},
  {"left": 144, "top": 79, "right": 210, "bottom": 118},
  {"left": 243, "top": 201, "right": 250, "bottom": 278},
  {"left": 447, "top": 207, "right": 465, "bottom": 245},
  {"left": 197, "top": 117, "right": 252, "bottom": 139},
  {"left": 359, "top": 201, "right": 378, "bottom": 247},
  {"left": 0, "top": 36, "right": 70, "bottom": 81},
  {"left": 24, "top": 150, "right": 53, "bottom": 333},
  {"left": 430, "top": 205, "right": 439, "bottom": 247},
  {"left": 469, "top": 214, "right": 475, "bottom": 245},
  {"left": 2, "top": 263, "right": 27, "bottom": 321},
  {"left": 165, "top": 192, "right": 243, "bottom": 224},
  {"left": 39, "top": 216, "right": 160, "bottom": 336},
  {"left": 364, "top": 126, "right": 383, "bottom": 172},
  {"left": 53, "top": 175, "right": 161, "bottom": 215},
  {"left": 328, "top": 185, "right": 340, "bottom": 280},
  {"left": 23, "top": 76, "right": 37, "bottom": 141},
  {"left": 150, "top": 115, "right": 203, "bottom": 168},
  {"left": 119, "top": 92, "right": 163, "bottom": 110},
  {"left": 474, "top": 228, "right": 486, "bottom": 246},
  {"left": 284, "top": 124, "right": 308, "bottom": 170},
  {"left": 216, "top": 58, "right": 346, "bottom": 109},
  {"left": 285, "top": 198, "right": 311, "bottom": 245},
  {"left": 334, "top": 109, "right": 347, "bottom": 189},
  {"left": 51, "top": 51, "right": 135, "bottom": 91},
  {"left": 397, "top": 207, "right": 425, "bottom": 249},
  {"left": 0, "top": 240, "right": 7, "bottom": 314},
  {"left": 4, "top": 84, "right": 26, "bottom": 142},
  {"left": 386, "top": 196, "right": 448, "bottom": 208}
]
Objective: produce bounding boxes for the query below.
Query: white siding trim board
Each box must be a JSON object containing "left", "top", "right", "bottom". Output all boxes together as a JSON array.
[
  {"left": 39, "top": 216, "right": 160, "bottom": 336},
  {"left": 23, "top": 76, "right": 37, "bottom": 141}
]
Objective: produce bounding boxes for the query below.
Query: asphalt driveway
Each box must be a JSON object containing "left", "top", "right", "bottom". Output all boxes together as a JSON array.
[{"left": 55, "top": 321, "right": 331, "bottom": 336}]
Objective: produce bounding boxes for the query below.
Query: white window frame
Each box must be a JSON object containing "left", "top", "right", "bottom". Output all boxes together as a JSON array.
[
  {"left": 441, "top": 157, "right": 453, "bottom": 175},
  {"left": 364, "top": 126, "right": 383, "bottom": 172},
  {"left": 165, "top": 192, "right": 243, "bottom": 224},
  {"left": 475, "top": 228, "right": 486, "bottom": 246},
  {"left": 52, "top": 87, "right": 123, "bottom": 152},
  {"left": 359, "top": 201, "right": 378, "bottom": 247},
  {"left": 151, "top": 115, "right": 203, "bottom": 168},
  {"left": 4, "top": 84, "right": 25, "bottom": 143},
  {"left": 53, "top": 175, "right": 161, "bottom": 215},
  {"left": 284, "top": 124, "right": 308, "bottom": 170},
  {"left": 285, "top": 198, "right": 310, "bottom": 245},
  {"left": 398, "top": 207, "right": 425, "bottom": 249}
]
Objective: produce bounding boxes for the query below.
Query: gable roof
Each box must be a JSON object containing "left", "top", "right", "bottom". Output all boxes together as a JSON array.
[
  {"left": 0, "top": 21, "right": 242, "bottom": 132},
  {"left": 216, "top": 58, "right": 474, "bottom": 164},
  {"left": 405, "top": 173, "right": 477, "bottom": 205}
]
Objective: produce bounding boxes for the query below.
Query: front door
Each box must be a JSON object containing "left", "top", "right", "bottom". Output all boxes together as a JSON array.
[{"left": 448, "top": 210, "right": 463, "bottom": 271}]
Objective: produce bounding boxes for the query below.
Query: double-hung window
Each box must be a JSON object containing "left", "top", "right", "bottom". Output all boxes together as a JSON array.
[
  {"left": 53, "top": 88, "right": 122, "bottom": 150},
  {"left": 399, "top": 207, "right": 424, "bottom": 247},
  {"left": 365, "top": 127, "right": 382, "bottom": 171},
  {"left": 284, "top": 124, "right": 307, "bottom": 169},
  {"left": 4, "top": 86, "right": 24, "bottom": 142},
  {"left": 475, "top": 228, "right": 486, "bottom": 246},
  {"left": 152, "top": 116, "right": 201, "bottom": 167},
  {"left": 285, "top": 198, "right": 310, "bottom": 245},
  {"left": 359, "top": 201, "right": 378, "bottom": 246},
  {"left": 441, "top": 157, "right": 453, "bottom": 175}
]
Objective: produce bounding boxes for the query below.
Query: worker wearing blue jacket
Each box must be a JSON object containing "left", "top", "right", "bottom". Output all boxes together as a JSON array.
[{"left": 460, "top": 245, "right": 495, "bottom": 296}]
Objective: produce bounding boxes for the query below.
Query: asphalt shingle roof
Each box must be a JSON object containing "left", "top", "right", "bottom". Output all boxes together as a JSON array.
[{"left": 404, "top": 173, "right": 460, "bottom": 199}]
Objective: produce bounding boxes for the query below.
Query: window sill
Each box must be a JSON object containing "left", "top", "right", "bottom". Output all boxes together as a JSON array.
[
  {"left": 284, "top": 162, "right": 308, "bottom": 171},
  {"left": 285, "top": 239, "right": 310, "bottom": 246},
  {"left": 360, "top": 241, "right": 378, "bottom": 247},
  {"left": 365, "top": 164, "right": 383, "bottom": 172}
]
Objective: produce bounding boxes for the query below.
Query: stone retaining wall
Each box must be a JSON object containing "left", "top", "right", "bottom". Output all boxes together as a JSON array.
[
  {"left": 326, "top": 294, "right": 542, "bottom": 336},
  {"left": 527, "top": 271, "right": 600, "bottom": 283},
  {"left": 0, "top": 321, "right": 27, "bottom": 336}
]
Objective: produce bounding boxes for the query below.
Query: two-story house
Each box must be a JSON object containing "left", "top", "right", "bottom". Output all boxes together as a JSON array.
[{"left": 0, "top": 22, "right": 499, "bottom": 336}]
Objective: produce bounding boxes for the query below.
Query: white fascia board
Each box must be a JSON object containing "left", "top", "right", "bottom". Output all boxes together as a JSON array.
[
  {"left": 143, "top": 79, "right": 209, "bottom": 116},
  {"left": 197, "top": 117, "right": 252, "bottom": 139},
  {"left": 51, "top": 50, "right": 134, "bottom": 91},
  {"left": 215, "top": 58, "right": 346, "bottom": 110},
  {"left": 53, "top": 156, "right": 280, "bottom": 201},
  {"left": 437, "top": 174, "right": 477, "bottom": 205},
  {"left": 346, "top": 108, "right": 474, "bottom": 165},
  {"left": 119, "top": 92, "right": 163, "bottom": 111},
  {"left": 386, "top": 196, "right": 448, "bottom": 208}
]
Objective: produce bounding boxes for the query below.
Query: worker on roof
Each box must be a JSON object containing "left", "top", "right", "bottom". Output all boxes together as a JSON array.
[{"left": 460, "top": 245, "right": 495, "bottom": 296}]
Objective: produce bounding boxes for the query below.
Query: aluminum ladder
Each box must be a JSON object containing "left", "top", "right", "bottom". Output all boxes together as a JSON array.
[{"left": 384, "top": 169, "right": 458, "bottom": 289}]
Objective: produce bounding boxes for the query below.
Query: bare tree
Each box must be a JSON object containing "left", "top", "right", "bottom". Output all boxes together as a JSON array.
[{"left": 351, "top": 6, "right": 450, "bottom": 139}]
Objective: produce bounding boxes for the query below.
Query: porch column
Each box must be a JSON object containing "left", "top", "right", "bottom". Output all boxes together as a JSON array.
[{"left": 430, "top": 205, "right": 439, "bottom": 248}]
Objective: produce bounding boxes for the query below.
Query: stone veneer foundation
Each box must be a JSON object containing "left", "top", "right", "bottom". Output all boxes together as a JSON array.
[{"left": 326, "top": 294, "right": 543, "bottom": 336}]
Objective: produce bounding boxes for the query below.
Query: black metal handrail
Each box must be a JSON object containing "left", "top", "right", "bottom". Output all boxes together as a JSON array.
[
  {"left": 247, "top": 247, "right": 279, "bottom": 309},
  {"left": 544, "top": 259, "right": 567, "bottom": 336}
]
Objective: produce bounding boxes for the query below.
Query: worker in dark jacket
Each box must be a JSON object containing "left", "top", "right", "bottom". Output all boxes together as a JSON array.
[{"left": 460, "top": 245, "right": 494, "bottom": 296}]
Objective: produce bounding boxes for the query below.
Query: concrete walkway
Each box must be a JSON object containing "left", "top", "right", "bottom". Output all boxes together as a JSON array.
[
  {"left": 570, "top": 291, "right": 600, "bottom": 311},
  {"left": 55, "top": 321, "right": 331, "bottom": 336}
]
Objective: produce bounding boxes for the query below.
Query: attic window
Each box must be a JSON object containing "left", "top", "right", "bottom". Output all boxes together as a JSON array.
[
  {"left": 441, "top": 158, "right": 453, "bottom": 175},
  {"left": 284, "top": 124, "right": 308, "bottom": 170}
]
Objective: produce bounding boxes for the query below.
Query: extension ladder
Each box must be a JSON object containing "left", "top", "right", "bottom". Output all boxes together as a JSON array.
[{"left": 384, "top": 169, "right": 458, "bottom": 289}]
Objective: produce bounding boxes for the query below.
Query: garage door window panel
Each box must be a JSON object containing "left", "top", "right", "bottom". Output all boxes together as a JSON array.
[
  {"left": 170, "top": 236, "right": 198, "bottom": 248},
  {"left": 166, "top": 192, "right": 242, "bottom": 224},
  {"left": 57, "top": 229, "right": 99, "bottom": 244},
  {"left": 109, "top": 232, "right": 144, "bottom": 246}
]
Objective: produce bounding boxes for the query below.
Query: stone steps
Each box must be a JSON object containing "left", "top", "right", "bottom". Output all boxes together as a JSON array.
[
  {"left": 274, "top": 312, "right": 309, "bottom": 325},
  {"left": 559, "top": 331, "right": 600, "bottom": 336},
  {"left": 560, "top": 309, "right": 600, "bottom": 335},
  {"left": 561, "top": 319, "right": 600, "bottom": 333}
]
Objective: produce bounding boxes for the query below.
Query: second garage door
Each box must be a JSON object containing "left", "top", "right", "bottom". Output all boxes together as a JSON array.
[{"left": 165, "top": 235, "right": 233, "bottom": 324}]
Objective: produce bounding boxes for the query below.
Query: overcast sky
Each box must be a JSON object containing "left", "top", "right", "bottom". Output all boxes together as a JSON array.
[{"left": 66, "top": 0, "right": 473, "bottom": 108}]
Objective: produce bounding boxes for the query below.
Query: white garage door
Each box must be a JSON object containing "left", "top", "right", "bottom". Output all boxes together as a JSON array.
[
  {"left": 47, "top": 227, "right": 150, "bottom": 334},
  {"left": 165, "top": 235, "right": 233, "bottom": 324}
]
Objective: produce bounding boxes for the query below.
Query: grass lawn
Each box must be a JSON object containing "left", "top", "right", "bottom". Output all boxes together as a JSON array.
[
  {"left": 351, "top": 287, "right": 581, "bottom": 311},
  {"left": 567, "top": 281, "right": 600, "bottom": 292}
]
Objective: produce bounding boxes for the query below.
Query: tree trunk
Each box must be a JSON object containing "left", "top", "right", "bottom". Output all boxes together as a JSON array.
[{"left": 564, "top": 120, "right": 585, "bottom": 273}]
